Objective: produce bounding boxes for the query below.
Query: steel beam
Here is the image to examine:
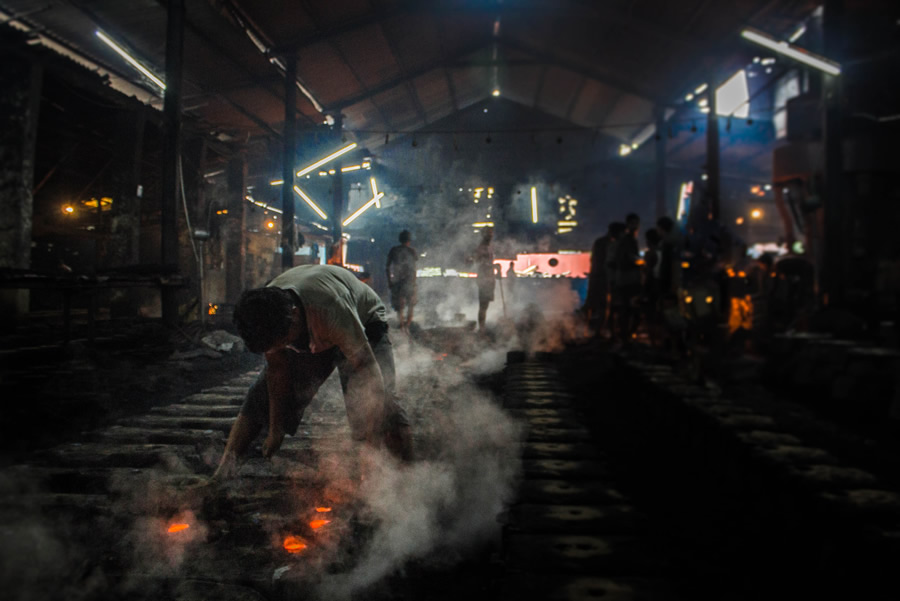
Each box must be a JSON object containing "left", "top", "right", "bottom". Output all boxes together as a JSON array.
[
  {"left": 161, "top": 0, "right": 184, "bottom": 326},
  {"left": 281, "top": 53, "right": 297, "bottom": 270}
]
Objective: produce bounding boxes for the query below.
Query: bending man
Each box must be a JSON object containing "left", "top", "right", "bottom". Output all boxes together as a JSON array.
[{"left": 214, "top": 264, "right": 413, "bottom": 479}]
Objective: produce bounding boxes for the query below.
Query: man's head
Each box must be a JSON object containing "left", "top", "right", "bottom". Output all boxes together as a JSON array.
[
  {"left": 609, "top": 222, "right": 627, "bottom": 240},
  {"left": 657, "top": 216, "right": 674, "bottom": 234},
  {"left": 399, "top": 230, "right": 411, "bottom": 244},
  {"left": 645, "top": 227, "right": 661, "bottom": 247},
  {"left": 233, "top": 287, "right": 296, "bottom": 353},
  {"left": 625, "top": 213, "right": 640, "bottom": 233}
]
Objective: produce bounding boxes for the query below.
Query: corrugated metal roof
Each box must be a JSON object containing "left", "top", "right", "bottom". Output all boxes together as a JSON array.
[{"left": 0, "top": 0, "right": 817, "bottom": 152}]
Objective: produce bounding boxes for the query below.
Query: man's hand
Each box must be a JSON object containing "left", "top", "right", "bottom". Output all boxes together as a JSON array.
[{"left": 262, "top": 428, "right": 285, "bottom": 458}]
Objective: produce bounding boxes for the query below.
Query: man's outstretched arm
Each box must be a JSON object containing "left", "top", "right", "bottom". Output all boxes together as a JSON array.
[{"left": 262, "top": 349, "right": 293, "bottom": 457}]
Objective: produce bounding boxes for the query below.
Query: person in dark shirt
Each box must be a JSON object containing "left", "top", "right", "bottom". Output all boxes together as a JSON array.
[
  {"left": 469, "top": 227, "right": 498, "bottom": 333},
  {"left": 385, "top": 230, "right": 418, "bottom": 331}
]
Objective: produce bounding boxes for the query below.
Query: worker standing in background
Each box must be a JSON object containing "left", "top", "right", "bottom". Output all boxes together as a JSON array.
[
  {"left": 386, "top": 230, "right": 418, "bottom": 332},
  {"left": 469, "top": 227, "right": 498, "bottom": 335}
]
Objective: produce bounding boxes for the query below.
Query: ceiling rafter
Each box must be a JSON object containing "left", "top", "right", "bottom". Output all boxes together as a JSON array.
[
  {"left": 325, "top": 39, "right": 492, "bottom": 111},
  {"left": 298, "top": 0, "right": 394, "bottom": 130},
  {"left": 373, "top": 4, "right": 429, "bottom": 126},
  {"left": 532, "top": 64, "right": 549, "bottom": 108},
  {"left": 433, "top": 12, "right": 459, "bottom": 114},
  {"left": 565, "top": 75, "right": 588, "bottom": 120},
  {"left": 270, "top": 2, "right": 406, "bottom": 55},
  {"left": 497, "top": 36, "right": 669, "bottom": 106}
]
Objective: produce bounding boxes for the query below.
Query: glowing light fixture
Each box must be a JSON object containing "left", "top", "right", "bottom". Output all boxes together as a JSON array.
[
  {"left": 370, "top": 178, "right": 381, "bottom": 208},
  {"left": 473, "top": 222, "right": 495, "bottom": 228},
  {"left": 270, "top": 179, "right": 284, "bottom": 186},
  {"left": 736, "top": 217, "right": 745, "bottom": 225},
  {"left": 492, "top": 88, "right": 500, "bottom": 97},
  {"left": 342, "top": 192, "right": 384, "bottom": 226},
  {"left": 685, "top": 93, "right": 694, "bottom": 102},
  {"left": 557, "top": 220, "right": 578, "bottom": 227},
  {"left": 788, "top": 24, "right": 807, "bottom": 43},
  {"left": 531, "top": 187, "right": 538, "bottom": 223},
  {"left": 618, "top": 144, "right": 632, "bottom": 157},
  {"left": 247, "top": 197, "right": 282, "bottom": 214},
  {"left": 293, "top": 185, "right": 328, "bottom": 220},
  {"left": 95, "top": 30, "right": 166, "bottom": 90},
  {"left": 341, "top": 164, "right": 362, "bottom": 172},
  {"left": 741, "top": 28, "right": 841, "bottom": 76},
  {"left": 296, "top": 143, "right": 358, "bottom": 177},
  {"left": 62, "top": 205, "right": 75, "bottom": 214},
  {"left": 558, "top": 227, "right": 573, "bottom": 234},
  {"left": 751, "top": 208, "right": 763, "bottom": 219},
  {"left": 266, "top": 221, "right": 275, "bottom": 229},
  {"left": 705, "top": 296, "right": 714, "bottom": 304},
  {"left": 716, "top": 69, "right": 750, "bottom": 118},
  {"left": 694, "top": 83, "right": 708, "bottom": 94}
]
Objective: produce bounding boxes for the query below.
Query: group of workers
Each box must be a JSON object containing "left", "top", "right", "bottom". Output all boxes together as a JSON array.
[{"left": 583, "top": 213, "right": 684, "bottom": 346}]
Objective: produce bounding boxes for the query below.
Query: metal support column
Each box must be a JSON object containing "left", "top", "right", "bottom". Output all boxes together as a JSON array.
[
  {"left": 705, "top": 77, "right": 720, "bottom": 220},
  {"left": 281, "top": 53, "right": 297, "bottom": 270},
  {"left": 654, "top": 106, "right": 667, "bottom": 220},
  {"left": 0, "top": 55, "right": 41, "bottom": 324},
  {"left": 331, "top": 113, "right": 344, "bottom": 265},
  {"left": 821, "top": 0, "right": 844, "bottom": 307},
  {"left": 161, "top": 0, "right": 184, "bottom": 326},
  {"left": 225, "top": 157, "right": 247, "bottom": 307}
]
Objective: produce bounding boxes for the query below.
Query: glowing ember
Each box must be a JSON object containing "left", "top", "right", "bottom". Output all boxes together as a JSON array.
[
  {"left": 167, "top": 523, "right": 190, "bottom": 533},
  {"left": 315, "top": 507, "right": 332, "bottom": 513},
  {"left": 283, "top": 536, "right": 307, "bottom": 553},
  {"left": 309, "top": 519, "right": 331, "bottom": 530}
]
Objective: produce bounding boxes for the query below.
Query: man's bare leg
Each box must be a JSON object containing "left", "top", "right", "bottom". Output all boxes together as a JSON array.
[{"left": 213, "top": 413, "right": 261, "bottom": 480}]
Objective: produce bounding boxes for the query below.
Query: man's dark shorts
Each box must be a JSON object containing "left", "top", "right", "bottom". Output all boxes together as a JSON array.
[
  {"left": 239, "top": 320, "right": 409, "bottom": 440},
  {"left": 389, "top": 278, "right": 416, "bottom": 311}
]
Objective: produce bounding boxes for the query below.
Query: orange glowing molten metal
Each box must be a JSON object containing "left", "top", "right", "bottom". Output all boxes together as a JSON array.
[
  {"left": 167, "top": 523, "right": 190, "bottom": 533},
  {"left": 309, "top": 519, "right": 331, "bottom": 530},
  {"left": 315, "top": 507, "right": 332, "bottom": 513},
  {"left": 283, "top": 536, "right": 308, "bottom": 553}
]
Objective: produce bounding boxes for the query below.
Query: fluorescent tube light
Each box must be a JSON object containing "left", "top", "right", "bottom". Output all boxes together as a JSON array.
[
  {"left": 296, "top": 143, "right": 358, "bottom": 177},
  {"left": 741, "top": 28, "right": 841, "bottom": 76},
  {"left": 531, "top": 187, "right": 538, "bottom": 223},
  {"left": 293, "top": 185, "right": 328, "bottom": 220},
  {"left": 343, "top": 193, "right": 384, "bottom": 226},
  {"left": 95, "top": 30, "right": 166, "bottom": 90}
]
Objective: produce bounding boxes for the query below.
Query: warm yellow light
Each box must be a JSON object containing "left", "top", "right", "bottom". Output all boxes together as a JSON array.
[
  {"left": 341, "top": 164, "right": 362, "bottom": 172},
  {"left": 681, "top": 262, "right": 690, "bottom": 269},
  {"left": 736, "top": 217, "right": 744, "bottom": 225},
  {"left": 751, "top": 208, "right": 763, "bottom": 219},
  {"left": 342, "top": 193, "right": 384, "bottom": 226},
  {"left": 492, "top": 89, "right": 500, "bottom": 97},
  {"left": 531, "top": 187, "right": 538, "bottom": 223},
  {"left": 270, "top": 179, "right": 284, "bottom": 186},
  {"left": 266, "top": 221, "right": 275, "bottom": 229},
  {"left": 293, "top": 185, "right": 328, "bottom": 220},
  {"left": 685, "top": 296, "right": 694, "bottom": 304},
  {"left": 62, "top": 205, "right": 75, "bottom": 214},
  {"left": 557, "top": 220, "right": 578, "bottom": 227},
  {"left": 557, "top": 227, "right": 573, "bottom": 234},
  {"left": 473, "top": 222, "right": 495, "bottom": 228},
  {"left": 705, "top": 296, "right": 714, "bottom": 304},
  {"left": 296, "top": 143, "right": 358, "bottom": 177}
]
